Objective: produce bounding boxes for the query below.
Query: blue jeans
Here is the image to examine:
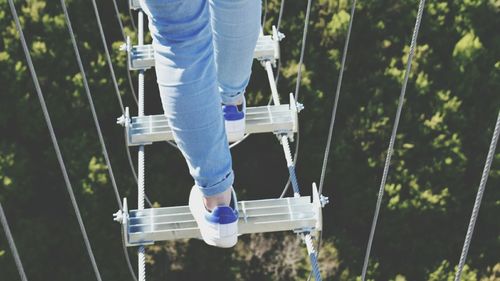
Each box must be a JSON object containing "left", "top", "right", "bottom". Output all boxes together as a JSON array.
[{"left": 140, "top": 0, "right": 261, "bottom": 196}]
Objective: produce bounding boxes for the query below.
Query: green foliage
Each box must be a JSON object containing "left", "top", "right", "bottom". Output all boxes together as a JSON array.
[
  {"left": 0, "top": 0, "right": 498, "bottom": 280},
  {"left": 428, "top": 261, "right": 478, "bottom": 281}
]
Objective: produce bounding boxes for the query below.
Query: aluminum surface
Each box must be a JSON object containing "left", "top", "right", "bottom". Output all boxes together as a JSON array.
[{"left": 122, "top": 185, "right": 323, "bottom": 246}]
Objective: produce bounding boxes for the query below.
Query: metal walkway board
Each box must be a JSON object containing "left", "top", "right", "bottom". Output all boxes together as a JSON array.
[
  {"left": 119, "top": 94, "right": 300, "bottom": 146},
  {"left": 125, "top": 33, "right": 279, "bottom": 70},
  {"left": 119, "top": 186, "right": 322, "bottom": 246}
]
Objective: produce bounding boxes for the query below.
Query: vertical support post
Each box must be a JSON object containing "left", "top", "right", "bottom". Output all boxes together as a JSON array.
[
  {"left": 281, "top": 135, "right": 301, "bottom": 197},
  {"left": 265, "top": 60, "right": 301, "bottom": 197},
  {"left": 304, "top": 234, "right": 322, "bottom": 281},
  {"left": 137, "top": 9, "right": 146, "bottom": 281}
]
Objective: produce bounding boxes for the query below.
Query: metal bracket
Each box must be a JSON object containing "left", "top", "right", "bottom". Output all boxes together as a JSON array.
[
  {"left": 114, "top": 198, "right": 154, "bottom": 247},
  {"left": 294, "top": 183, "right": 328, "bottom": 236},
  {"left": 275, "top": 93, "right": 303, "bottom": 143}
]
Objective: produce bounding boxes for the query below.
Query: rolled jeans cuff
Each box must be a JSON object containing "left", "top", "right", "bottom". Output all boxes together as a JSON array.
[
  {"left": 196, "top": 170, "right": 234, "bottom": 197},
  {"left": 221, "top": 90, "right": 245, "bottom": 105}
]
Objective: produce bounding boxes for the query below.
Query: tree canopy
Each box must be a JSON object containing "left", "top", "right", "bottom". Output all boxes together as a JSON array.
[{"left": 0, "top": 0, "right": 498, "bottom": 280}]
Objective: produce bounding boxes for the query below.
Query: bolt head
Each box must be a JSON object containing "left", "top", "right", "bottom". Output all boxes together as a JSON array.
[
  {"left": 320, "top": 195, "right": 329, "bottom": 207},
  {"left": 296, "top": 103, "right": 305, "bottom": 112},
  {"left": 113, "top": 210, "right": 124, "bottom": 223},
  {"left": 116, "top": 115, "right": 125, "bottom": 126}
]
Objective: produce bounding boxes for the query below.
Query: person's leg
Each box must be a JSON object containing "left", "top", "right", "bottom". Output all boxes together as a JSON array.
[
  {"left": 209, "top": 0, "right": 262, "bottom": 105},
  {"left": 140, "top": 0, "right": 233, "bottom": 199}
]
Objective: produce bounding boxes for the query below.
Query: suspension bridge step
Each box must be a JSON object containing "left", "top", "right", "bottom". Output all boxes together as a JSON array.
[
  {"left": 114, "top": 184, "right": 323, "bottom": 246},
  {"left": 117, "top": 94, "right": 300, "bottom": 146},
  {"left": 123, "top": 30, "right": 281, "bottom": 70}
]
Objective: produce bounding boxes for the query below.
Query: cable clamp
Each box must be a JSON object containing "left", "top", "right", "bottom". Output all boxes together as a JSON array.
[
  {"left": 116, "top": 115, "right": 126, "bottom": 126},
  {"left": 296, "top": 102, "right": 305, "bottom": 113},
  {"left": 113, "top": 210, "right": 124, "bottom": 224},
  {"left": 320, "top": 195, "right": 329, "bottom": 208},
  {"left": 277, "top": 31, "right": 285, "bottom": 41}
]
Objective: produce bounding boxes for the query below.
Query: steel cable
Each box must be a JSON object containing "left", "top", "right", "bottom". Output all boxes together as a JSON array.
[
  {"left": 89, "top": 0, "right": 125, "bottom": 113},
  {"left": 60, "top": 0, "right": 123, "bottom": 208},
  {"left": 305, "top": 1, "right": 358, "bottom": 280},
  {"left": 274, "top": 0, "right": 285, "bottom": 85},
  {"left": 8, "top": 1, "right": 103, "bottom": 280},
  {"left": 0, "top": 201, "right": 29, "bottom": 281},
  {"left": 360, "top": 0, "right": 426, "bottom": 279},
  {"left": 129, "top": 9, "right": 137, "bottom": 32},
  {"left": 59, "top": 1, "right": 140, "bottom": 280},
  {"left": 454, "top": 110, "right": 499, "bottom": 281},
  {"left": 280, "top": 0, "right": 312, "bottom": 198},
  {"left": 90, "top": 0, "right": 159, "bottom": 205},
  {"left": 111, "top": 0, "right": 139, "bottom": 105}
]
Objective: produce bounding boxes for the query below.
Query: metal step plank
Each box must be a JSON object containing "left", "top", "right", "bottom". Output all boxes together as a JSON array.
[
  {"left": 120, "top": 184, "right": 323, "bottom": 246},
  {"left": 129, "top": 196, "right": 310, "bottom": 217},
  {"left": 129, "top": 212, "right": 316, "bottom": 234},
  {"left": 129, "top": 120, "right": 293, "bottom": 144},
  {"left": 129, "top": 204, "right": 314, "bottom": 226},
  {"left": 127, "top": 104, "right": 297, "bottom": 146},
  {"left": 129, "top": 111, "right": 294, "bottom": 130},
  {"left": 128, "top": 35, "right": 277, "bottom": 70},
  {"left": 125, "top": 196, "right": 317, "bottom": 244},
  {"left": 128, "top": 218, "right": 316, "bottom": 243},
  {"left": 130, "top": 104, "right": 292, "bottom": 125}
]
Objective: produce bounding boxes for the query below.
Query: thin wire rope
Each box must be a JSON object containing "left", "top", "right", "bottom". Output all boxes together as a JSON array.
[
  {"left": 303, "top": 2, "right": 358, "bottom": 280},
  {"left": 60, "top": 0, "right": 122, "bottom": 209},
  {"left": 8, "top": 1, "right": 103, "bottom": 280},
  {"left": 230, "top": 134, "right": 252, "bottom": 149},
  {"left": 276, "top": 0, "right": 285, "bottom": 32},
  {"left": 109, "top": 0, "right": 141, "bottom": 188},
  {"left": 122, "top": 227, "right": 139, "bottom": 281},
  {"left": 91, "top": 0, "right": 158, "bottom": 204},
  {"left": 89, "top": 0, "right": 125, "bottom": 113},
  {"left": 111, "top": 0, "right": 139, "bottom": 105},
  {"left": 318, "top": 0, "right": 356, "bottom": 200},
  {"left": 0, "top": 201, "right": 29, "bottom": 281},
  {"left": 454, "top": 110, "right": 499, "bottom": 281},
  {"left": 361, "top": 0, "right": 426, "bottom": 279},
  {"left": 126, "top": 64, "right": 139, "bottom": 104},
  {"left": 59, "top": 3, "right": 139, "bottom": 281},
  {"left": 280, "top": 0, "right": 312, "bottom": 197},
  {"left": 129, "top": 9, "right": 137, "bottom": 31},
  {"left": 294, "top": 0, "right": 312, "bottom": 101},
  {"left": 112, "top": 0, "right": 126, "bottom": 40},
  {"left": 262, "top": 0, "right": 268, "bottom": 27},
  {"left": 273, "top": 0, "right": 285, "bottom": 86},
  {"left": 305, "top": 2, "right": 357, "bottom": 280}
]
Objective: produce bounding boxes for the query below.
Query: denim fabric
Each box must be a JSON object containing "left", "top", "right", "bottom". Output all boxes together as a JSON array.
[{"left": 140, "top": 0, "right": 261, "bottom": 196}]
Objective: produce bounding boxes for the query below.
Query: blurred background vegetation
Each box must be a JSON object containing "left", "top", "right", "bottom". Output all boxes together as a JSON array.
[{"left": 0, "top": 0, "right": 498, "bottom": 280}]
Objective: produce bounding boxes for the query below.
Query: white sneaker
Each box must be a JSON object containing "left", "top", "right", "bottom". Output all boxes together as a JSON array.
[
  {"left": 188, "top": 186, "right": 239, "bottom": 248},
  {"left": 223, "top": 99, "right": 246, "bottom": 142}
]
